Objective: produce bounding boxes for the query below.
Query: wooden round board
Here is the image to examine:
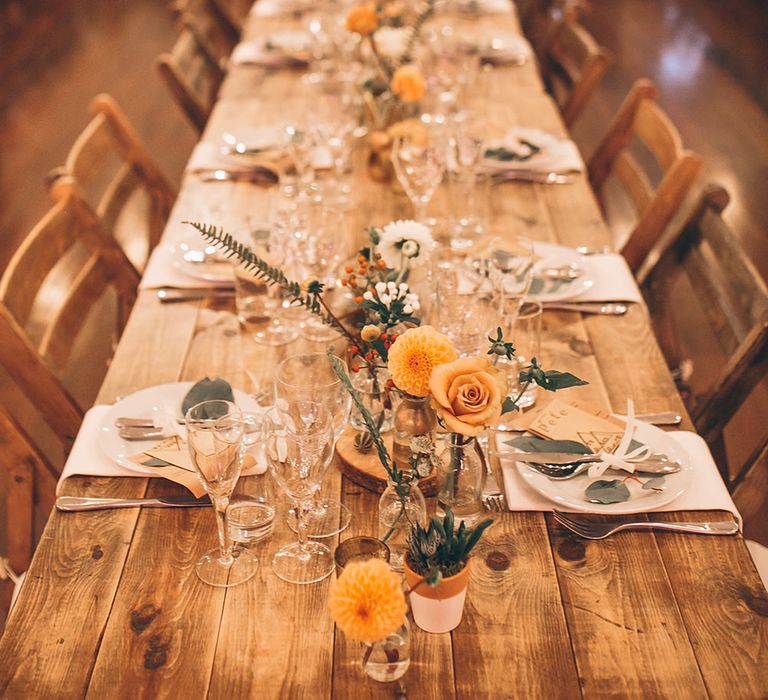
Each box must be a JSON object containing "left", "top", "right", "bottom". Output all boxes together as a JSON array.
[{"left": 335, "top": 426, "right": 437, "bottom": 496}]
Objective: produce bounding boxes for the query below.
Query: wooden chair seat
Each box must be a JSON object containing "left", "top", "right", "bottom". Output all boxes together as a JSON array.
[
  {"left": 639, "top": 184, "right": 768, "bottom": 542},
  {"left": 156, "top": 27, "right": 225, "bottom": 133},
  {"left": 0, "top": 191, "right": 139, "bottom": 458},
  {"left": 540, "top": 16, "right": 610, "bottom": 128},
  {"left": 588, "top": 79, "right": 703, "bottom": 273},
  {"left": 47, "top": 94, "right": 177, "bottom": 274}
]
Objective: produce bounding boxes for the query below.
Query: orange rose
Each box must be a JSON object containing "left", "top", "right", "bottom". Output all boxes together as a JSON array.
[
  {"left": 391, "top": 65, "right": 426, "bottom": 103},
  {"left": 346, "top": 3, "right": 379, "bottom": 36},
  {"left": 429, "top": 357, "right": 508, "bottom": 437}
]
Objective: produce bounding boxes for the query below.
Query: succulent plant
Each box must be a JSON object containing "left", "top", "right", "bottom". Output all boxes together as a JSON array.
[{"left": 406, "top": 511, "right": 493, "bottom": 586}]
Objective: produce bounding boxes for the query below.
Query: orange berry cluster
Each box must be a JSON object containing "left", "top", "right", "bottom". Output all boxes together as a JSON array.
[{"left": 339, "top": 253, "right": 387, "bottom": 290}]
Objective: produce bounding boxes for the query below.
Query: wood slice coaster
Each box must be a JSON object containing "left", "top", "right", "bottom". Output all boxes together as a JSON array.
[{"left": 335, "top": 426, "right": 437, "bottom": 496}]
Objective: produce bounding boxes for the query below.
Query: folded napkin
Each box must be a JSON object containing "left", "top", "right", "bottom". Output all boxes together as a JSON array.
[
  {"left": 231, "top": 36, "right": 310, "bottom": 68},
  {"left": 57, "top": 406, "right": 207, "bottom": 497},
  {"left": 564, "top": 253, "right": 644, "bottom": 304},
  {"left": 139, "top": 238, "right": 234, "bottom": 290},
  {"left": 498, "top": 430, "right": 742, "bottom": 525},
  {"left": 187, "top": 142, "right": 289, "bottom": 179},
  {"left": 453, "top": 0, "right": 513, "bottom": 14},
  {"left": 480, "top": 34, "right": 532, "bottom": 65},
  {"left": 250, "top": 0, "right": 310, "bottom": 17},
  {"left": 483, "top": 127, "right": 584, "bottom": 174}
]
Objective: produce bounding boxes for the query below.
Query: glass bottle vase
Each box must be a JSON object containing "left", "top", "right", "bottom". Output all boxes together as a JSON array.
[
  {"left": 436, "top": 433, "right": 487, "bottom": 526},
  {"left": 378, "top": 480, "right": 427, "bottom": 572},
  {"left": 350, "top": 366, "right": 394, "bottom": 434},
  {"left": 392, "top": 393, "right": 437, "bottom": 473},
  {"left": 362, "top": 617, "right": 411, "bottom": 682}
]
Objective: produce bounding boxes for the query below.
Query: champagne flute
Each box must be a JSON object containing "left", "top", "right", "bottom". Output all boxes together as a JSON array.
[
  {"left": 265, "top": 403, "right": 336, "bottom": 584},
  {"left": 392, "top": 136, "right": 446, "bottom": 223},
  {"left": 275, "top": 353, "right": 352, "bottom": 537},
  {"left": 185, "top": 400, "right": 258, "bottom": 587}
]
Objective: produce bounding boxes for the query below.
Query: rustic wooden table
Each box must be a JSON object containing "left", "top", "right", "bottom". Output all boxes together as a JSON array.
[{"left": 1, "top": 6, "right": 767, "bottom": 698}]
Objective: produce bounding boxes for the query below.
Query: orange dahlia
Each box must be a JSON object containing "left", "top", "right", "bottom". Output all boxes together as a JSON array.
[
  {"left": 387, "top": 325, "right": 458, "bottom": 397},
  {"left": 328, "top": 558, "right": 407, "bottom": 642}
]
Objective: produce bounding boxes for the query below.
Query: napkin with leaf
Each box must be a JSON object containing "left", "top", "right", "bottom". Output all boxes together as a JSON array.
[
  {"left": 187, "top": 141, "right": 290, "bottom": 183},
  {"left": 482, "top": 127, "right": 584, "bottom": 174},
  {"left": 231, "top": 33, "right": 312, "bottom": 68}
]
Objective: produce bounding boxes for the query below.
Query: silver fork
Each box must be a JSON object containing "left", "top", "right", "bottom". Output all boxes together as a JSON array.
[
  {"left": 481, "top": 458, "right": 507, "bottom": 512},
  {"left": 552, "top": 510, "right": 739, "bottom": 539}
]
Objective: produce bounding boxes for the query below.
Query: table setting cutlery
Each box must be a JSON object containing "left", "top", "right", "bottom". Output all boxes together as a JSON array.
[
  {"left": 157, "top": 287, "right": 235, "bottom": 303},
  {"left": 552, "top": 509, "right": 740, "bottom": 539},
  {"left": 196, "top": 168, "right": 279, "bottom": 184},
  {"left": 491, "top": 170, "right": 575, "bottom": 185},
  {"left": 56, "top": 495, "right": 212, "bottom": 511},
  {"left": 489, "top": 450, "right": 680, "bottom": 470},
  {"left": 541, "top": 301, "right": 628, "bottom": 315}
]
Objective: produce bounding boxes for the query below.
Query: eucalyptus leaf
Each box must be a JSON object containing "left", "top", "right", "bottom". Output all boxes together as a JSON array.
[
  {"left": 505, "top": 436, "right": 592, "bottom": 454},
  {"left": 585, "top": 479, "right": 631, "bottom": 504},
  {"left": 141, "top": 457, "right": 173, "bottom": 467},
  {"left": 181, "top": 377, "right": 234, "bottom": 416},
  {"left": 641, "top": 477, "right": 666, "bottom": 491},
  {"left": 530, "top": 369, "right": 590, "bottom": 391}
]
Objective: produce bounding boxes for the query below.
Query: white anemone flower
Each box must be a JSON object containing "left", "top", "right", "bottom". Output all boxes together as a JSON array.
[{"left": 378, "top": 220, "right": 434, "bottom": 270}]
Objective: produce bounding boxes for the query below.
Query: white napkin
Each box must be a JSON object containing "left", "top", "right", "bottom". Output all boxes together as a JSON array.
[
  {"left": 481, "top": 34, "right": 531, "bottom": 64},
  {"left": 569, "top": 253, "right": 644, "bottom": 304},
  {"left": 250, "top": 0, "right": 310, "bottom": 17},
  {"left": 139, "top": 237, "right": 235, "bottom": 290},
  {"left": 231, "top": 36, "right": 310, "bottom": 68},
  {"left": 498, "top": 430, "right": 742, "bottom": 525},
  {"left": 186, "top": 142, "right": 284, "bottom": 177},
  {"left": 453, "top": 0, "right": 513, "bottom": 14},
  {"left": 57, "top": 406, "right": 149, "bottom": 494},
  {"left": 483, "top": 127, "right": 584, "bottom": 174}
]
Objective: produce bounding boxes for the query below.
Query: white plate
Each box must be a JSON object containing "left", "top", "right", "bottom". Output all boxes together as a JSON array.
[
  {"left": 98, "top": 382, "right": 260, "bottom": 472},
  {"left": 170, "top": 240, "right": 236, "bottom": 284},
  {"left": 529, "top": 241, "right": 594, "bottom": 302},
  {"left": 514, "top": 420, "right": 693, "bottom": 514}
]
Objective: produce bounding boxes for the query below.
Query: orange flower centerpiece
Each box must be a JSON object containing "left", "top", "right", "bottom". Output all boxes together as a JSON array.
[
  {"left": 345, "top": 0, "right": 435, "bottom": 180},
  {"left": 329, "top": 558, "right": 410, "bottom": 681}
]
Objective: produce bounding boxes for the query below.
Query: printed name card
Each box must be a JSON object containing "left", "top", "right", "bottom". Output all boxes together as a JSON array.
[{"left": 525, "top": 398, "right": 626, "bottom": 453}]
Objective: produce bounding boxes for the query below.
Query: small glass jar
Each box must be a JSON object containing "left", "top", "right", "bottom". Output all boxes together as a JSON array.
[
  {"left": 378, "top": 480, "right": 427, "bottom": 572},
  {"left": 437, "top": 433, "right": 487, "bottom": 526},
  {"left": 350, "top": 366, "right": 394, "bottom": 434},
  {"left": 362, "top": 617, "right": 411, "bottom": 682},
  {"left": 392, "top": 393, "right": 437, "bottom": 473}
]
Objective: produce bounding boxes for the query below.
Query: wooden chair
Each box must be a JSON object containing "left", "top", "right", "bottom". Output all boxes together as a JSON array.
[
  {"left": 173, "top": 0, "right": 239, "bottom": 70},
  {"left": 0, "top": 191, "right": 139, "bottom": 458},
  {"left": 539, "top": 17, "right": 611, "bottom": 128},
  {"left": 47, "top": 94, "right": 177, "bottom": 274},
  {"left": 156, "top": 27, "right": 225, "bottom": 133},
  {"left": 639, "top": 184, "right": 768, "bottom": 523},
  {"left": 0, "top": 399, "right": 57, "bottom": 618},
  {"left": 588, "top": 79, "right": 703, "bottom": 273},
  {"left": 516, "top": 0, "right": 588, "bottom": 60}
]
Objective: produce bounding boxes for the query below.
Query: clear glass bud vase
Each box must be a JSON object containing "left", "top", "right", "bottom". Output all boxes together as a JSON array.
[
  {"left": 392, "top": 393, "right": 437, "bottom": 473},
  {"left": 362, "top": 617, "right": 411, "bottom": 682},
  {"left": 350, "top": 366, "right": 394, "bottom": 434},
  {"left": 378, "top": 480, "right": 427, "bottom": 572},
  {"left": 437, "top": 433, "right": 487, "bottom": 526}
]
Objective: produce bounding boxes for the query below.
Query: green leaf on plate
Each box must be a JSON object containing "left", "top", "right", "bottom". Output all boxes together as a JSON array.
[
  {"left": 181, "top": 377, "right": 234, "bottom": 416},
  {"left": 141, "top": 458, "right": 172, "bottom": 467},
  {"left": 641, "top": 477, "right": 666, "bottom": 491},
  {"left": 585, "top": 479, "right": 631, "bottom": 504},
  {"left": 505, "top": 436, "right": 592, "bottom": 454}
]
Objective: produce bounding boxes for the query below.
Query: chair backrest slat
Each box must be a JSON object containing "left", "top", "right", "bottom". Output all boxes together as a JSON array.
[{"left": 588, "top": 79, "right": 703, "bottom": 273}]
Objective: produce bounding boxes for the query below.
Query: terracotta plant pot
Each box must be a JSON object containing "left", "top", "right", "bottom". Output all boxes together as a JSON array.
[{"left": 403, "top": 557, "right": 471, "bottom": 633}]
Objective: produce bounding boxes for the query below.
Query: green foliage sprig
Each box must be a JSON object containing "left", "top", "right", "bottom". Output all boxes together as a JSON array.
[{"left": 407, "top": 511, "right": 493, "bottom": 586}]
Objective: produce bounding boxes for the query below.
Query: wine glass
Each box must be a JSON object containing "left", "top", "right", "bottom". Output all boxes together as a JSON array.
[
  {"left": 392, "top": 135, "right": 446, "bottom": 223},
  {"left": 275, "top": 353, "right": 352, "bottom": 537},
  {"left": 265, "top": 403, "right": 336, "bottom": 584},
  {"left": 185, "top": 400, "right": 258, "bottom": 587},
  {"left": 487, "top": 235, "right": 535, "bottom": 331}
]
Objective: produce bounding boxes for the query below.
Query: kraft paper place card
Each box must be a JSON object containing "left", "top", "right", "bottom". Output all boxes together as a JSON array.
[
  {"left": 129, "top": 436, "right": 206, "bottom": 498},
  {"left": 524, "top": 397, "right": 626, "bottom": 453}
]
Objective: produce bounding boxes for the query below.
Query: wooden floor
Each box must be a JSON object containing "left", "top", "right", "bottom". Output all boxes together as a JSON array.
[{"left": 0, "top": 0, "right": 765, "bottom": 543}]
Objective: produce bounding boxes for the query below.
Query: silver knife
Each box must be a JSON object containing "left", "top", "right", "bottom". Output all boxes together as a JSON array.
[
  {"left": 489, "top": 451, "right": 680, "bottom": 472},
  {"left": 157, "top": 288, "right": 235, "bottom": 303},
  {"left": 56, "top": 496, "right": 211, "bottom": 511},
  {"left": 541, "top": 302, "right": 628, "bottom": 315}
]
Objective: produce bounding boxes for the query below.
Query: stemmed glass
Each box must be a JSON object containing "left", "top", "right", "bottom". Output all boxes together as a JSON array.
[
  {"left": 275, "top": 353, "right": 352, "bottom": 537},
  {"left": 392, "top": 135, "right": 446, "bottom": 223},
  {"left": 185, "top": 400, "right": 258, "bottom": 587},
  {"left": 487, "top": 235, "right": 535, "bottom": 331},
  {"left": 265, "top": 403, "right": 336, "bottom": 584}
]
